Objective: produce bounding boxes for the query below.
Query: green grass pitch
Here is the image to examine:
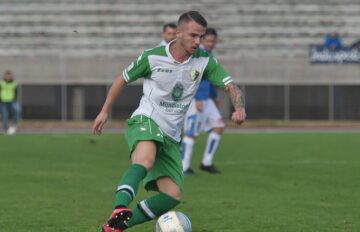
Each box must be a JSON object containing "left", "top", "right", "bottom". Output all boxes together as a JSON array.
[{"left": 1, "top": 132, "right": 360, "bottom": 231}]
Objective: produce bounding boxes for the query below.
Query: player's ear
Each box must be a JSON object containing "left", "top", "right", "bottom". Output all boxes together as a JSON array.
[
  {"left": 176, "top": 28, "right": 182, "bottom": 39},
  {"left": 176, "top": 22, "right": 185, "bottom": 39}
]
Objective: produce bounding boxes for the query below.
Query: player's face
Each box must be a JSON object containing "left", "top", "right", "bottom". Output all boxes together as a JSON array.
[
  {"left": 202, "top": 34, "right": 217, "bottom": 52},
  {"left": 162, "top": 27, "right": 176, "bottom": 43},
  {"left": 177, "top": 21, "right": 206, "bottom": 54}
]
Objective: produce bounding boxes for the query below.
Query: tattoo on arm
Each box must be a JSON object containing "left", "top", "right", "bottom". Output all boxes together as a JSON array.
[{"left": 225, "top": 82, "right": 245, "bottom": 110}]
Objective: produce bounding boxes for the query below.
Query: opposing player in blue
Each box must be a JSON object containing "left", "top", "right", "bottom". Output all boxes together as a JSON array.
[{"left": 182, "top": 28, "right": 225, "bottom": 174}]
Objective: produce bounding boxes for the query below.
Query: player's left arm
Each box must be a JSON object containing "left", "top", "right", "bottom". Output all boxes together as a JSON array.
[
  {"left": 225, "top": 82, "right": 246, "bottom": 125},
  {"left": 203, "top": 56, "right": 246, "bottom": 125}
]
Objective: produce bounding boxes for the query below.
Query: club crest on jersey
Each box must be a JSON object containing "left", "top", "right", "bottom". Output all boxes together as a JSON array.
[
  {"left": 189, "top": 69, "right": 201, "bottom": 82},
  {"left": 172, "top": 82, "right": 184, "bottom": 102}
]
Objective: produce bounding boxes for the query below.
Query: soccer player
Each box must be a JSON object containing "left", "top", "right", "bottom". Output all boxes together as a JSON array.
[
  {"left": 158, "top": 23, "right": 176, "bottom": 46},
  {"left": 182, "top": 28, "right": 225, "bottom": 174},
  {"left": 93, "top": 11, "right": 246, "bottom": 232}
]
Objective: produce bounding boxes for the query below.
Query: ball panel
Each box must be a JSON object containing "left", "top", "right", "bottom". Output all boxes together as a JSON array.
[
  {"left": 155, "top": 211, "right": 191, "bottom": 232},
  {"left": 175, "top": 212, "right": 192, "bottom": 231}
]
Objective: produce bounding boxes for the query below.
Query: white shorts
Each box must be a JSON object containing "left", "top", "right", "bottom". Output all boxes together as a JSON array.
[{"left": 183, "top": 99, "right": 224, "bottom": 136}]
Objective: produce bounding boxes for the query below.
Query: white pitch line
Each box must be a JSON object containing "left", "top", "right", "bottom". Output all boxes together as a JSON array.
[{"left": 219, "top": 160, "right": 360, "bottom": 166}]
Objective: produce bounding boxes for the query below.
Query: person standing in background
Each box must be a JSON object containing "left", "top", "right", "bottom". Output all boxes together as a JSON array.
[
  {"left": 159, "top": 23, "right": 177, "bottom": 46},
  {"left": 324, "top": 32, "right": 343, "bottom": 50},
  {"left": 0, "top": 70, "right": 21, "bottom": 135}
]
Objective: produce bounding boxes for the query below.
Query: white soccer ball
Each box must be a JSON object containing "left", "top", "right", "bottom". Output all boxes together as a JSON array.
[{"left": 156, "top": 211, "right": 192, "bottom": 232}]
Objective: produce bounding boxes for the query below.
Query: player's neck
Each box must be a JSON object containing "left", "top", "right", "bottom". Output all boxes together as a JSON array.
[{"left": 169, "top": 41, "right": 191, "bottom": 63}]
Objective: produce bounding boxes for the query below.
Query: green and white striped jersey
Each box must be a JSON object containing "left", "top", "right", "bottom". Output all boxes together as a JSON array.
[{"left": 123, "top": 41, "right": 233, "bottom": 142}]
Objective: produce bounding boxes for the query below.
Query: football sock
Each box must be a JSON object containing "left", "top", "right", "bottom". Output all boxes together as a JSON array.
[
  {"left": 202, "top": 131, "right": 221, "bottom": 166},
  {"left": 126, "top": 192, "right": 180, "bottom": 228},
  {"left": 114, "top": 164, "right": 147, "bottom": 208},
  {"left": 182, "top": 136, "right": 195, "bottom": 171}
]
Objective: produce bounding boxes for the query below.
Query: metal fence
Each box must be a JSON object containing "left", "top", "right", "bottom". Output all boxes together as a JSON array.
[
  {"left": 2, "top": 53, "right": 359, "bottom": 121},
  {"left": 18, "top": 84, "right": 360, "bottom": 121}
]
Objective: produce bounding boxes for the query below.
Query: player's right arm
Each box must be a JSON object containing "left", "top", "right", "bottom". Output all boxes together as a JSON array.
[
  {"left": 93, "top": 51, "right": 151, "bottom": 135},
  {"left": 92, "top": 75, "right": 126, "bottom": 135}
]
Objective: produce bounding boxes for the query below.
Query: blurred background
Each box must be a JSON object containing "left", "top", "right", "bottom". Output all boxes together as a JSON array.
[{"left": 1, "top": 0, "right": 360, "bottom": 123}]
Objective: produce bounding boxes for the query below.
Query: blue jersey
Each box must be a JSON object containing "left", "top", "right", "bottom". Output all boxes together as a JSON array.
[
  {"left": 195, "top": 47, "right": 218, "bottom": 101},
  {"left": 194, "top": 80, "right": 218, "bottom": 101}
]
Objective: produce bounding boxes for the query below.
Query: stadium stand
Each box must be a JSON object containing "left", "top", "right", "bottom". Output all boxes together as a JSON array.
[
  {"left": 1, "top": 0, "right": 360, "bottom": 57},
  {"left": 0, "top": 0, "right": 360, "bottom": 120}
]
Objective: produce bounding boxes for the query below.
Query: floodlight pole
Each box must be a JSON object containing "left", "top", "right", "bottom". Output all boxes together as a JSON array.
[
  {"left": 284, "top": 84, "right": 290, "bottom": 121},
  {"left": 328, "top": 84, "right": 334, "bottom": 121},
  {"left": 60, "top": 55, "right": 67, "bottom": 122}
]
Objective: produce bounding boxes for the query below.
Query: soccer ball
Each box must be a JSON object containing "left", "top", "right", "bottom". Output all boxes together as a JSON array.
[{"left": 156, "top": 211, "right": 192, "bottom": 232}]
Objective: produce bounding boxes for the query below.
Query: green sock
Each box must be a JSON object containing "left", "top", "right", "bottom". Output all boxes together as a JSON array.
[
  {"left": 126, "top": 192, "right": 180, "bottom": 228},
  {"left": 114, "top": 164, "right": 147, "bottom": 208}
]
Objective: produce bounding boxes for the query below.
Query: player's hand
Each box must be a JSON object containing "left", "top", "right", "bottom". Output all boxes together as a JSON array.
[
  {"left": 92, "top": 111, "right": 108, "bottom": 135},
  {"left": 232, "top": 107, "right": 246, "bottom": 125},
  {"left": 195, "top": 101, "right": 204, "bottom": 112}
]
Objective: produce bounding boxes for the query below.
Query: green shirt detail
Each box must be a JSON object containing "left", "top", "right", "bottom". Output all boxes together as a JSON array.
[
  {"left": 0, "top": 81, "right": 17, "bottom": 102},
  {"left": 123, "top": 46, "right": 167, "bottom": 83},
  {"left": 203, "top": 55, "right": 231, "bottom": 88}
]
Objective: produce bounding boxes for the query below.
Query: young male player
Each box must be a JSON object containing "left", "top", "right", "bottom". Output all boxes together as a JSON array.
[
  {"left": 93, "top": 11, "right": 246, "bottom": 232},
  {"left": 182, "top": 28, "right": 225, "bottom": 174}
]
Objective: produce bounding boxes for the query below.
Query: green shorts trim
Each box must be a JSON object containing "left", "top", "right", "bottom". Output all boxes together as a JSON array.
[{"left": 125, "top": 115, "right": 184, "bottom": 192}]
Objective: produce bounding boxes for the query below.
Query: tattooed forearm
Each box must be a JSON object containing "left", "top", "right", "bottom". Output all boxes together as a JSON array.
[{"left": 225, "top": 82, "right": 245, "bottom": 110}]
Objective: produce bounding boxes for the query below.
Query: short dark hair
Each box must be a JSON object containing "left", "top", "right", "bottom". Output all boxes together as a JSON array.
[
  {"left": 204, "top": 28, "right": 217, "bottom": 38},
  {"left": 163, "top": 23, "right": 176, "bottom": 32},
  {"left": 178, "top": 11, "right": 207, "bottom": 28},
  {"left": 4, "top": 70, "right": 12, "bottom": 76}
]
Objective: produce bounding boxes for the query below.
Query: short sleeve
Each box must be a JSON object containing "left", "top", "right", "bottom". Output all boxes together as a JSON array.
[
  {"left": 122, "top": 51, "right": 151, "bottom": 83},
  {"left": 203, "top": 56, "right": 233, "bottom": 88}
]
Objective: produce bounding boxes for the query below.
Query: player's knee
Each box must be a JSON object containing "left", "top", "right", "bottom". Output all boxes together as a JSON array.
[
  {"left": 132, "top": 158, "right": 155, "bottom": 171},
  {"left": 184, "top": 135, "right": 195, "bottom": 140},
  {"left": 131, "top": 141, "right": 157, "bottom": 170},
  {"left": 131, "top": 152, "right": 156, "bottom": 170},
  {"left": 212, "top": 127, "right": 224, "bottom": 135},
  {"left": 157, "top": 177, "right": 182, "bottom": 201},
  {"left": 163, "top": 189, "right": 182, "bottom": 201},
  {"left": 184, "top": 129, "right": 195, "bottom": 137}
]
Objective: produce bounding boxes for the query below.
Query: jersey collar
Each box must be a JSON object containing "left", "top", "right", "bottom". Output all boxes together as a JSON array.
[{"left": 166, "top": 40, "right": 193, "bottom": 65}]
